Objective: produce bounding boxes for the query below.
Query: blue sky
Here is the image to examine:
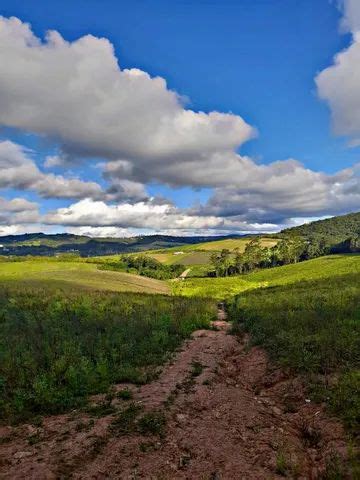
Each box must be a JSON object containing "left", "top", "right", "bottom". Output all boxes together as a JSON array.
[{"left": 0, "top": 0, "right": 359, "bottom": 236}]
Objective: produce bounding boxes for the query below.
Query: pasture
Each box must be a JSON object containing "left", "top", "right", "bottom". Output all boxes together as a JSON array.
[
  {"left": 187, "top": 237, "right": 279, "bottom": 252},
  {"left": 0, "top": 258, "right": 170, "bottom": 294},
  {"left": 143, "top": 236, "right": 279, "bottom": 267},
  {"left": 172, "top": 254, "right": 360, "bottom": 298}
]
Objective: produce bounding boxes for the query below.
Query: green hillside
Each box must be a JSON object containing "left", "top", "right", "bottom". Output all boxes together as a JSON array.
[
  {"left": 281, "top": 211, "right": 360, "bottom": 246},
  {"left": 145, "top": 236, "right": 279, "bottom": 268},
  {"left": 172, "top": 254, "right": 360, "bottom": 298},
  {"left": 0, "top": 233, "right": 240, "bottom": 257},
  {"left": 0, "top": 258, "right": 170, "bottom": 294}
]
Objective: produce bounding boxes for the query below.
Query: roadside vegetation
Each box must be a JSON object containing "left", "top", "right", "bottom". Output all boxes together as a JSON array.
[
  {"left": 0, "top": 288, "right": 214, "bottom": 422},
  {"left": 228, "top": 270, "right": 360, "bottom": 438}
]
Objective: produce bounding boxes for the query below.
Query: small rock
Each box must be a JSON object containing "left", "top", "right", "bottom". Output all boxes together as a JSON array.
[
  {"left": 305, "top": 399, "right": 311, "bottom": 403},
  {"left": 13, "top": 451, "right": 32, "bottom": 460},
  {"left": 175, "top": 413, "right": 188, "bottom": 423},
  {"left": 272, "top": 406, "right": 282, "bottom": 415}
]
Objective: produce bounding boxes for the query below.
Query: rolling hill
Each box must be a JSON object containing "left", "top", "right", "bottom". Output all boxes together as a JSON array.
[
  {"left": 0, "top": 233, "right": 245, "bottom": 257},
  {"left": 171, "top": 253, "right": 360, "bottom": 298},
  {"left": 0, "top": 258, "right": 170, "bottom": 294},
  {"left": 144, "top": 237, "right": 279, "bottom": 268},
  {"left": 281, "top": 211, "right": 360, "bottom": 247}
]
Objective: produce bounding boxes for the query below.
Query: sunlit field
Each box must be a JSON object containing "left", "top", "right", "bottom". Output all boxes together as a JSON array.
[
  {"left": 143, "top": 236, "right": 279, "bottom": 266},
  {"left": 0, "top": 258, "right": 170, "bottom": 294},
  {"left": 171, "top": 254, "right": 360, "bottom": 298}
]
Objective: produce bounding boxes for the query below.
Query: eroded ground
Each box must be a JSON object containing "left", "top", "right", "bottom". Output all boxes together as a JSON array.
[{"left": 0, "top": 312, "right": 348, "bottom": 479}]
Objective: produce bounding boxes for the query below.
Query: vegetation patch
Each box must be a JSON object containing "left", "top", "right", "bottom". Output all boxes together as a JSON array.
[
  {"left": 137, "top": 411, "right": 166, "bottom": 437},
  {"left": 0, "top": 288, "right": 214, "bottom": 422},
  {"left": 98, "top": 254, "right": 184, "bottom": 280},
  {"left": 228, "top": 271, "right": 360, "bottom": 439},
  {"left": 109, "top": 402, "right": 143, "bottom": 435},
  {"left": 116, "top": 389, "right": 133, "bottom": 401},
  {"left": 109, "top": 405, "right": 166, "bottom": 438}
]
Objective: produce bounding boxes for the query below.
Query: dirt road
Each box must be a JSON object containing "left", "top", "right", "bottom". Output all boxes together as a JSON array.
[
  {"left": 0, "top": 308, "right": 348, "bottom": 479},
  {"left": 179, "top": 268, "right": 191, "bottom": 280}
]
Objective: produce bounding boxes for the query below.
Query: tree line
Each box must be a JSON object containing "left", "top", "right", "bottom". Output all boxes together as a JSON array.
[{"left": 209, "top": 235, "right": 360, "bottom": 277}]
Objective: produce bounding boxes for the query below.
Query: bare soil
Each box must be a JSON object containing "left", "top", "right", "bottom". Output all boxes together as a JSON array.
[{"left": 0, "top": 309, "right": 349, "bottom": 479}]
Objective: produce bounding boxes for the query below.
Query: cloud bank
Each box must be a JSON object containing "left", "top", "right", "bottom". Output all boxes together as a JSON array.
[{"left": 0, "top": 12, "right": 359, "bottom": 236}]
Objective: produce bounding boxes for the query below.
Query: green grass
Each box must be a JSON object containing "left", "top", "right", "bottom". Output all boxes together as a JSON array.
[
  {"left": 188, "top": 237, "right": 279, "bottom": 252},
  {"left": 172, "top": 276, "right": 265, "bottom": 299},
  {"left": 0, "top": 288, "right": 215, "bottom": 422},
  {"left": 228, "top": 270, "right": 360, "bottom": 438},
  {"left": 174, "top": 251, "right": 212, "bottom": 266},
  {"left": 247, "top": 254, "right": 360, "bottom": 286},
  {"left": 142, "top": 236, "right": 279, "bottom": 266},
  {"left": 0, "top": 258, "right": 170, "bottom": 294},
  {"left": 171, "top": 254, "right": 360, "bottom": 299}
]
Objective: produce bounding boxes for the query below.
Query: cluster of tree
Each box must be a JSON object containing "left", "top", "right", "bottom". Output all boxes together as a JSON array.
[
  {"left": 102, "top": 254, "right": 184, "bottom": 280},
  {"left": 333, "top": 235, "right": 360, "bottom": 254},
  {"left": 209, "top": 237, "right": 334, "bottom": 277}
]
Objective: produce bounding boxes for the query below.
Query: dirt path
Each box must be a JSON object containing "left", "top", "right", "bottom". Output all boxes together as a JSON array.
[
  {"left": 178, "top": 268, "right": 191, "bottom": 280},
  {"left": 0, "top": 307, "right": 348, "bottom": 479}
]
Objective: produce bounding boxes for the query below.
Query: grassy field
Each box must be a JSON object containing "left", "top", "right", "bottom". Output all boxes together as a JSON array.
[
  {"left": 172, "top": 276, "right": 265, "bottom": 299},
  {"left": 228, "top": 273, "right": 360, "bottom": 437},
  {"left": 142, "top": 236, "right": 279, "bottom": 267},
  {"left": 171, "top": 254, "right": 360, "bottom": 299},
  {"left": 224, "top": 254, "right": 360, "bottom": 472},
  {"left": 0, "top": 258, "right": 170, "bottom": 294},
  {"left": 1, "top": 251, "right": 359, "bottom": 464},
  {"left": 187, "top": 237, "right": 279, "bottom": 252},
  {"left": 247, "top": 253, "right": 360, "bottom": 285},
  {"left": 0, "top": 288, "right": 215, "bottom": 421}
]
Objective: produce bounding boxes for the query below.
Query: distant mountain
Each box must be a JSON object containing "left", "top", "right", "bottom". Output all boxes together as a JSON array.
[
  {"left": 0, "top": 233, "right": 243, "bottom": 257},
  {"left": 281, "top": 211, "right": 360, "bottom": 249}
]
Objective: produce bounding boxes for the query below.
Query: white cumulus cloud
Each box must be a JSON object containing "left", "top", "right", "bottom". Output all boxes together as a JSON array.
[
  {"left": 0, "top": 16, "right": 255, "bottom": 186},
  {"left": 43, "top": 199, "right": 224, "bottom": 231},
  {"left": 0, "top": 140, "right": 103, "bottom": 199},
  {"left": 316, "top": 0, "right": 360, "bottom": 144}
]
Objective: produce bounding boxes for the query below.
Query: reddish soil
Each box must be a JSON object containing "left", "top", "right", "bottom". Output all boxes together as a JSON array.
[{"left": 0, "top": 309, "right": 349, "bottom": 479}]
